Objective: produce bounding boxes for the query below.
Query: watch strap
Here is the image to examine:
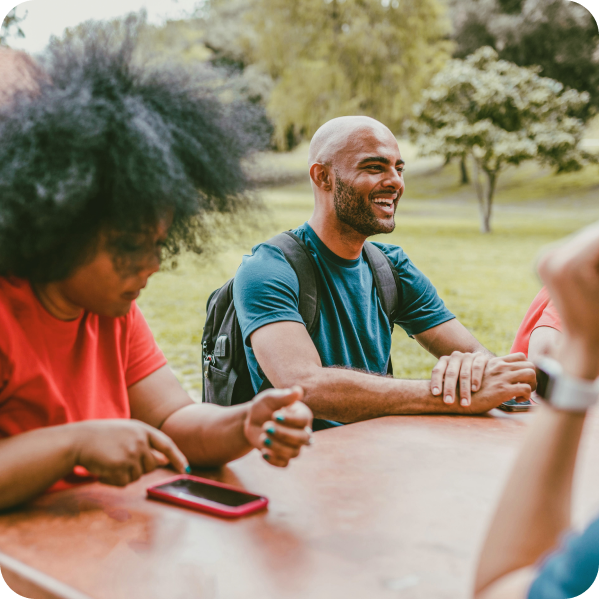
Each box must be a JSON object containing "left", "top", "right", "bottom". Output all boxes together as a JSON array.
[{"left": 536, "top": 357, "right": 599, "bottom": 412}]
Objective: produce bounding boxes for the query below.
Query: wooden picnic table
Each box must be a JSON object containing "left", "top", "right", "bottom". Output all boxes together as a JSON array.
[{"left": 1, "top": 409, "right": 599, "bottom": 599}]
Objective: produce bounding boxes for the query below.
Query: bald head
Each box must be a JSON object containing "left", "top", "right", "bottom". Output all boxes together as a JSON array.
[
  {"left": 308, "top": 116, "right": 397, "bottom": 167},
  {"left": 0, "top": 47, "right": 44, "bottom": 108}
]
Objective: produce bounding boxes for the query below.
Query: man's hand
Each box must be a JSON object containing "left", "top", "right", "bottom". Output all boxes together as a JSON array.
[
  {"left": 460, "top": 354, "right": 536, "bottom": 413},
  {"left": 431, "top": 351, "right": 492, "bottom": 406},
  {"left": 244, "top": 386, "right": 313, "bottom": 468},
  {"left": 74, "top": 419, "right": 189, "bottom": 486},
  {"left": 538, "top": 222, "right": 599, "bottom": 380}
]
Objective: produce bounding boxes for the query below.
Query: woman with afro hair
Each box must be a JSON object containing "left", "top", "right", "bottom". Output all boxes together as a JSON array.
[{"left": 0, "top": 15, "right": 312, "bottom": 510}]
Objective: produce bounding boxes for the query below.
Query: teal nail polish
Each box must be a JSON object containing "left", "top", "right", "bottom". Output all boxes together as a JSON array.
[
  {"left": 266, "top": 426, "right": 276, "bottom": 435},
  {"left": 185, "top": 466, "right": 192, "bottom": 474},
  {"left": 275, "top": 414, "right": 285, "bottom": 423},
  {"left": 264, "top": 437, "right": 272, "bottom": 447},
  {"left": 262, "top": 453, "right": 270, "bottom": 461}
]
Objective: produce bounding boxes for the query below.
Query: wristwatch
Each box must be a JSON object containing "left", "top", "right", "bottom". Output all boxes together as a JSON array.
[{"left": 535, "top": 357, "right": 599, "bottom": 412}]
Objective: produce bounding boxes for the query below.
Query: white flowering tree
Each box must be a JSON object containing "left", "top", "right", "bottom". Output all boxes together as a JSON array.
[{"left": 408, "top": 47, "right": 595, "bottom": 233}]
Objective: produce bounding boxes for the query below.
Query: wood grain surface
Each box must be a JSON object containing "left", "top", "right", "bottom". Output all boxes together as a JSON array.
[{"left": 1, "top": 409, "right": 598, "bottom": 599}]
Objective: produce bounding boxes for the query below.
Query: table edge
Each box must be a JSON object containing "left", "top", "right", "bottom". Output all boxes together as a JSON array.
[{"left": 0, "top": 551, "right": 94, "bottom": 599}]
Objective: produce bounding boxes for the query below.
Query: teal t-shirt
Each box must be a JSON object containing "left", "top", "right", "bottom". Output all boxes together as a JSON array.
[{"left": 233, "top": 223, "right": 455, "bottom": 421}]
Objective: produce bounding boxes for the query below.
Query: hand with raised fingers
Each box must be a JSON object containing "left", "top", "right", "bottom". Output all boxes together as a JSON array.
[
  {"left": 244, "top": 386, "right": 313, "bottom": 468},
  {"left": 74, "top": 419, "right": 189, "bottom": 487},
  {"left": 431, "top": 351, "right": 492, "bottom": 407}
]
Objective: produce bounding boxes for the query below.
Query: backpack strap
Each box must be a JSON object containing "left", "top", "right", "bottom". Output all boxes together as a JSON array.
[
  {"left": 265, "top": 231, "right": 321, "bottom": 336},
  {"left": 255, "top": 231, "right": 321, "bottom": 395},
  {"left": 362, "top": 241, "right": 403, "bottom": 329},
  {"left": 362, "top": 242, "right": 403, "bottom": 377}
]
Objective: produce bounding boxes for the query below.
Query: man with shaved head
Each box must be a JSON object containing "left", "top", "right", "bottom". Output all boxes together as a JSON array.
[{"left": 234, "top": 116, "right": 536, "bottom": 428}]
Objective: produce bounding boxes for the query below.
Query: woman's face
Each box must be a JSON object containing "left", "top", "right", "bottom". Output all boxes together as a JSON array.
[{"left": 55, "top": 217, "right": 171, "bottom": 318}]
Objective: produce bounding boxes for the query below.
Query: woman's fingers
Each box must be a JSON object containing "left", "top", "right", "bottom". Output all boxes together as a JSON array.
[
  {"left": 262, "top": 421, "right": 312, "bottom": 448},
  {"left": 272, "top": 400, "right": 313, "bottom": 429},
  {"left": 146, "top": 426, "right": 189, "bottom": 474}
]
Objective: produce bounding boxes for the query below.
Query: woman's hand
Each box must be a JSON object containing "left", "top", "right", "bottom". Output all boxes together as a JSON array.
[
  {"left": 74, "top": 419, "right": 189, "bottom": 486},
  {"left": 244, "top": 386, "right": 313, "bottom": 467}
]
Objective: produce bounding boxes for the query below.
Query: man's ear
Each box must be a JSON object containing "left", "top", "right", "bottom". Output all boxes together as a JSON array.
[{"left": 309, "top": 163, "right": 333, "bottom": 191}]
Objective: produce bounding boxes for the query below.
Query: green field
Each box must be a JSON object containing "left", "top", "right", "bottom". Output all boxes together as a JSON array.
[{"left": 137, "top": 140, "right": 599, "bottom": 401}]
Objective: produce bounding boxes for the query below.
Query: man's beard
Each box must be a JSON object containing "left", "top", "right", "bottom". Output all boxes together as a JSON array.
[{"left": 333, "top": 174, "right": 396, "bottom": 237}]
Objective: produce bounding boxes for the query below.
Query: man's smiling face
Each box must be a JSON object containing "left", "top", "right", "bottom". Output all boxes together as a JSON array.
[{"left": 331, "top": 127, "right": 405, "bottom": 237}]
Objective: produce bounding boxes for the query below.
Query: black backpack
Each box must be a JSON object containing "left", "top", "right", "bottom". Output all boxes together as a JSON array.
[{"left": 201, "top": 231, "right": 403, "bottom": 406}]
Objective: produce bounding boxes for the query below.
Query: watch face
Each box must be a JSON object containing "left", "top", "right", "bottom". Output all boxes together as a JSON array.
[{"left": 535, "top": 366, "right": 550, "bottom": 399}]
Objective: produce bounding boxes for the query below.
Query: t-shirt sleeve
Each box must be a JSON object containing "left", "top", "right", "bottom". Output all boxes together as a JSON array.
[
  {"left": 528, "top": 516, "right": 599, "bottom": 599},
  {"left": 233, "top": 243, "right": 305, "bottom": 347},
  {"left": 534, "top": 300, "right": 562, "bottom": 332},
  {"left": 374, "top": 243, "right": 455, "bottom": 337},
  {"left": 125, "top": 303, "right": 168, "bottom": 387}
]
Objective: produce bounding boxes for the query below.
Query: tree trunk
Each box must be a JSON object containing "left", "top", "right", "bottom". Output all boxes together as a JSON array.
[
  {"left": 460, "top": 155, "right": 469, "bottom": 185},
  {"left": 472, "top": 160, "right": 498, "bottom": 233}
]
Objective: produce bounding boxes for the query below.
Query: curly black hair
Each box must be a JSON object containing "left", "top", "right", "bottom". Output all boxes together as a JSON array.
[{"left": 0, "top": 14, "right": 266, "bottom": 282}]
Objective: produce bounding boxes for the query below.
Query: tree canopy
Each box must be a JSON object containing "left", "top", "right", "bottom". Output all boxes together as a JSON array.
[
  {"left": 204, "top": 0, "right": 453, "bottom": 148},
  {"left": 448, "top": 0, "right": 599, "bottom": 114},
  {"left": 408, "top": 47, "right": 594, "bottom": 233}
]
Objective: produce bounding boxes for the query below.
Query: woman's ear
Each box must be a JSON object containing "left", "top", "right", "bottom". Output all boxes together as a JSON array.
[{"left": 309, "top": 163, "right": 333, "bottom": 192}]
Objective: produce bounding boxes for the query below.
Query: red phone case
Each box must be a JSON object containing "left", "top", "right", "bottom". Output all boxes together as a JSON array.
[{"left": 146, "top": 474, "right": 268, "bottom": 518}]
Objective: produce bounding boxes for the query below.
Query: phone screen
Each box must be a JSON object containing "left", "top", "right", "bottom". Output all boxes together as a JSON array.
[{"left": 153, "top": 478, "right": 262, "bottom": 507}]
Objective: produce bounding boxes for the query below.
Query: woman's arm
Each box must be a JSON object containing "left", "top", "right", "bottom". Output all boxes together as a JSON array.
[
  {"left": 0, "top": 419, "right": 188, "bottom": 511},
  {"left": 128, "top": 366, "right": 313, "bottom": 468}
]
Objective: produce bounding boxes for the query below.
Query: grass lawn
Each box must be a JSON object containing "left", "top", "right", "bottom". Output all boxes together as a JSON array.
[{"left": 137, "top": 140, "right": 599, "bottom": 401}]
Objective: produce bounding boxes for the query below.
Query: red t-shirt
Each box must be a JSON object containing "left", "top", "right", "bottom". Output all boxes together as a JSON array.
[
  {"left": 511, "top": 287, "right": 562, "bottom": 357},
  {"left": 0, "top": 277, "right": 167, "bottom": 489}
]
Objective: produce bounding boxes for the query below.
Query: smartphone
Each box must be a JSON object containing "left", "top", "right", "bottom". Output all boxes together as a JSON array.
[
  {"left": 147, "top": 475, "right": 268, "bottom": 518},
  {"left": 498, "top": 398, "right": 533, "bottom": 412}
]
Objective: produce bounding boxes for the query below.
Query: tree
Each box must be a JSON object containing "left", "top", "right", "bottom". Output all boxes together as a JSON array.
[
  {"left": 408, "top": 47, "right": 594, "bottom": 233},
  {"left": 448, "top": 0, "right": 599, "bottom": 114},
  {"left": 204, "top": 0, "right": 453, "bottom": 149},
  {"left": 1, "top": 8, "right": 26, "bottom": 47}
]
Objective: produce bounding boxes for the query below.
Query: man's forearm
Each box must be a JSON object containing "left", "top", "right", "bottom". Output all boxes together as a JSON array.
[
  {"left": 0, "top": 425, "right": 80, "bottom": 511},
  {"left": 160, "top": 403, "right": 253, "bottom": 467},
  {"left": 298, "top": 367, "right": 468, "bottom": 422}
]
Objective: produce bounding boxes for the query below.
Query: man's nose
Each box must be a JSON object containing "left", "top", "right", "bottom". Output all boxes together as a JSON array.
[{"left": 383, "top": 168, "right": 404, "bottom": 190}]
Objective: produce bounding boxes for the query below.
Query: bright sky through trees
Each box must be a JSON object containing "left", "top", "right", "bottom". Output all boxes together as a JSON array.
[{"left": 3, "top": 0, "right": 203, "bottom": 54}]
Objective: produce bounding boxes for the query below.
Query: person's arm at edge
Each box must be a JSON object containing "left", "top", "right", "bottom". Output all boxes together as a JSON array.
[
  {"left": 251, "top": 321, "right": 534, "bottom": 422},
  {"left": 473, "top": 403, "right": 586, "bottom": 598}
]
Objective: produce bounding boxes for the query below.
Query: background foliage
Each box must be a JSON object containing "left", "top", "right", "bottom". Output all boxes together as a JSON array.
[
  {"left": 448, "top": 0, "right": 599, "bottom": 114},
  {"left": 408, "top": 46, "right": 594, "bottom": 232},
  {"left": 202, "top": 0, "right": 452, "bottom": 148}
]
